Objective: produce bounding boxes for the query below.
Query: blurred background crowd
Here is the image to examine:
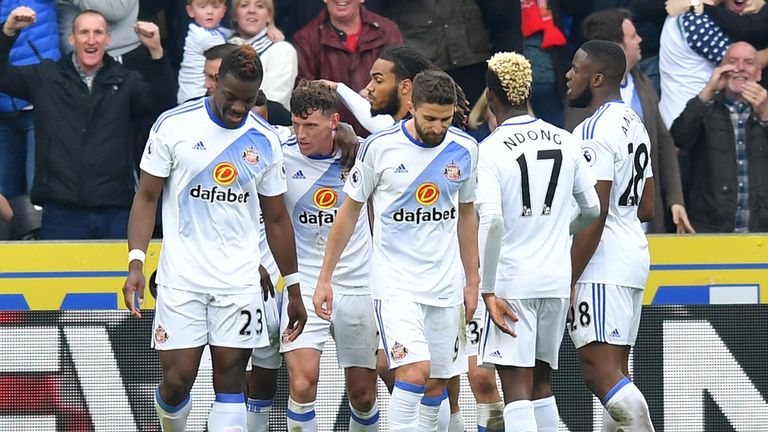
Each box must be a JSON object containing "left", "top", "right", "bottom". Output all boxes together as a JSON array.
[{"left": 0, "top": 0, "right": 766, "bottom": 240}]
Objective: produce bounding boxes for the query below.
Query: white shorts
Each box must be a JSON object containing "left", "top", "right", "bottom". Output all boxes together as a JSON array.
[
  {"left": 280, "top": 291, "right": 378, "bottom": 370},
  {"left": 152, "top": 285, "right": 269, "bottom": 350},
  {"left": 568, "top": 283, "right": 643, "bottom": 349},
  {"left": 480, "top": 298, "right": 568, "bottom": 369},
  {"left": 375, "top": 298, "right": 467, "bottom": 379},
  {"left": 466, "top": 296, "right": 486, "bottom": 358},
  {"left": 250, "top": 292, "right": 282, "bottom": 369}
]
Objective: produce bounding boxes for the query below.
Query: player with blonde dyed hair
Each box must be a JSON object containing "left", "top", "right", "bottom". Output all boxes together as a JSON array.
[{"left": 477, "top": 51, "right": 600, "bottom": 431}]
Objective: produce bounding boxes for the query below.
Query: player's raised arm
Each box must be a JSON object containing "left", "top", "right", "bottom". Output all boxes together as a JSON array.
[
  {"left": 313, "top": 197, "right": 365, "bottom": 320},
  {"left": 260, "top": 193, "right": 307, "bottom": 341},
  {"left": 123, "top": 171, "right": 165, "bottom": 318}
]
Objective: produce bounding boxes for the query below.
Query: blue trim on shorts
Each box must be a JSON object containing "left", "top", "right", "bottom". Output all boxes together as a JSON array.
[
  {"left": 602, "top": 376, "right": 632, "bottom": 405},
  {"left": 155, "top": 388, "right": 190, "bottom": 413},
  {"left": 350, "top": 409, "right": 380, "bottom": 425},
  {"left": 481, "top": 310, "right": 492, "bottom": 358},
  {"left": 374, "top": 299, "right": 391, "bottom": 368},
  {"left": 478, "top": 427, "right": 487, "bottom": 432},
  {"left": 394, "top": 380, "right": 426, "bottom": 395},
  {"left": 287, "top": 408, "right": 316, "bottom": 422},
  {"left": 592, "top": 284, "right": 599, "bottom": 342},
  {"left": 215, "top": 393, "right": 244, "bottom": 403},
  {"left": 601, "top": 284, "right": 607, "bottom": 343}
]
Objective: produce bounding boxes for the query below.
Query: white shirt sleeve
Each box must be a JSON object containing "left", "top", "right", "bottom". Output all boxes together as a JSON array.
[
  {"left": 572, "top": 145, "right": 597, "bottom": 195},
  {"left": 260, "top": 42, "right": 299, "bottom": 110},
  {"left": 343, "top": 145, "right": 377, "bottom": 204},
  {"left": 336, "top": 83, "right": 395, "bottom": 133},
  {"left": 257, "top": 138, "right": 288, "bottom": 197},
  {"left": 458, "top": 143, "right": 478, "bottom": 203},
  {"left": 139, "top": 125, "right": 173, "bottom": 178},
  {"left": 581, "top": 135, "right": 616, "bottom": 182}
]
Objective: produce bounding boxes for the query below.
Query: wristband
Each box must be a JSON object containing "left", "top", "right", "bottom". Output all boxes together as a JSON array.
[
  {"left": 283, "top": 272, "right": 300, "bottom": 287},
  {"left": 128, "top": 249, "right": 146, "bottom": 264}
]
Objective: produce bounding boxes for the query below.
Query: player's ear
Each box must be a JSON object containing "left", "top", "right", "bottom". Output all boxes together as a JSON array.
[
  {"left": 592, "top": 72, "right": 604, "bottom": 88},
  {"left": 407, "top": 100, "right": 415, "bottom": 115},
  {"left": 400, "top": 79, "right": 412, "bottom": 96},
  {"left": 330, "top": 112, "right": 340, "bottom": 130}
]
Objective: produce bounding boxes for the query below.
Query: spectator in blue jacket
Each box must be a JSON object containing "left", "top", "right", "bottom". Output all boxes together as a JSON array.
[{"left": 0, "top": 0, "right": 59, "bottom": 199}]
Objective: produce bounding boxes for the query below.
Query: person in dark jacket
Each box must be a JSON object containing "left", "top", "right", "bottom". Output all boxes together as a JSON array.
[
  {"left": 0, "top": 0, "right": 59, "bottom": 199},
  {"left": 0, "top": 7, "right": 175, "bottom": 239},
  {"left": 292, "top": 0, "right": 402, "bottom": 136},
  {"left": 671, "top": 41, "right": 768, "bottom": 233}
]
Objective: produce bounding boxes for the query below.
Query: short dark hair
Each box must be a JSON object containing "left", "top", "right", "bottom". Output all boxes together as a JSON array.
[
  {"left": 71, "top": 9, "right": 108, "bottom": 33},
  {"left": 290, "top": 80, "right": 339, "bottom": 118},
  {"left": 579, "top": 40, "right": 627, "bottom": 86},
  {"left": 204, "top": 43, "right": 239, "bottom": 61},
  {"left": 583, "top": 8, "right": 632, "bottom": 44},
  {"left": 411, "top": 70, "right": 457, "bottom": 108},
  {"left": 218, "top": 44, "right": 263, "bottom": 82},
  {"left": 379, "top": 46, "right": 433, "bottom": 82}
]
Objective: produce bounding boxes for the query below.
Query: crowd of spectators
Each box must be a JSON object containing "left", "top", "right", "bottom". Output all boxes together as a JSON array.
[{"left": 0, "top": 0, "right": 766, "bottom": 240}]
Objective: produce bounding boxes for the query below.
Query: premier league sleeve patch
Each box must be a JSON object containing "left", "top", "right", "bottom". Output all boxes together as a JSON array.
[
  {"left": 349, "top": 166, "right": 362, "bottom": 188},
  {"left": 583, "top": 147, "right": 596, "bottom": 167}
]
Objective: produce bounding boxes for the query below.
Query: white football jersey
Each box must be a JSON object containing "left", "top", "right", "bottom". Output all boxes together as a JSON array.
[
  {"left": 140, "top": 99, "right": 287, "bottom": 294},
  {"left": 477, "top": 115, "right": 596, "bottom": 299},
  {"left": 282, "top": 138, "right": 371, "bottom": 295},
  {"left": 345, "top": 121, "right": 478, "bottom": 307},
  {"left": 574, "top": 101, "right": 653, "bottom": 289},
  {"left": 257, "top": 125, "right": 293, "bottom": 283}
]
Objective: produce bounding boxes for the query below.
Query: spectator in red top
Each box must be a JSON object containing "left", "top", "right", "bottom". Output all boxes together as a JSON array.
[{"left": 292, "top": 0, "right": 403, "bottom": 135}]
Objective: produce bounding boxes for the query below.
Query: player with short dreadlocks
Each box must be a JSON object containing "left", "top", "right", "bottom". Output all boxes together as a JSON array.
[{"left": 476, "top": 52, "right": 600, "bottom": 431}]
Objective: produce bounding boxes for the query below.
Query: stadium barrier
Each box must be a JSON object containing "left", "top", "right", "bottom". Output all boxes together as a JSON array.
[
  {"left": 1, "top": 235, "right": 767, "bottom": 310},
  {"left": 0, "top": 305, "right": 766, "bottom": 431}
]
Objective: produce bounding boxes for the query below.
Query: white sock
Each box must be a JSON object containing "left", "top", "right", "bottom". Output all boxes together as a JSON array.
[
  {"left": 349, "top": 399, "right": 380, "bottom": 431},
  {"left": 390, "top": 380, "right": 425, "bottom": 431},
  {"left": 154, "top": 388, "right": 192, "bottom": 432},
  {"left": 287, "top": 397, "right": 318, "bottom": 432},
  {"left": 418, "top": 387, "right": 446, "bottom": 432},
  {"left": 602, "top": 408, "right": 618, "bottom": 432},
  {"left": 603, "top": 377, "right": 655, "bottom": 431},
  {"left": 207, "top": 393, "right": 247, "bottom": 432},
  {"left": 477, "top": 401, "right": 504, "bottom": 431},
  {"left": 532, "top": 396, "right": 559, "bottom": 432},
  {"left": 503, "top": 400, "right": 537, "bottom": 432},
  {"left": 448, "top": 411, "right": 465, "bottom": 432},
  {"left": 246, "top": 398, "right": 272, "bottom": 432},
  {"left": 437, "top": 389, "right": 450, "bottom": 431}
]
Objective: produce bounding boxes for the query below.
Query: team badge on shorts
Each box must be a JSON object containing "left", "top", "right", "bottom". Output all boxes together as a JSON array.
[
  {"left": 154, "top": 326, "right": 168, "bottom": 344},
  {"left": 444, "top": 161, "right": 462, "bottom": 181},
  {"left": 242, "top": 146, "right": 260, "bottom": 165},
  {"left": 390, "top": 342, "right": 408, "bottom": 361}
]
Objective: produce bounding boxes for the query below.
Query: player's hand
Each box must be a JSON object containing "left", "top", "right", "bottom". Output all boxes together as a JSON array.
[
  {"left": 283, "top": 287, "right": 307, "bottom": 342},
  {"left": 122, "top": 262, "right": 146, "bottom": 318},
  {"left": 3, "top": 6, "right": 36, "bottom": 36},
  {"left": 482, "top": 293, "right": 517, "bottom": 337},
  {"left": 259, "top": 265, "right": 275, "bottom": 302},
  {"left": 742, "top": 81, "right": 768, "bottom": 121},
  {"left": 134, "top": 21, "right": 163, "bottom": 59},
  {"left": 464, "top": 284, "right": 478, "bottom": 324},
  {"left": 312, "top": 280, "right": 333, "bottom": 321},
  {"left": 334, "top": 122, "right": 359, "bottom": 169},
  {"left": 266, "top": 23, "right": 285, "bottom": 42},
  {"left": 671, "top": 204, "right": 696, "bottom": 234}
]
